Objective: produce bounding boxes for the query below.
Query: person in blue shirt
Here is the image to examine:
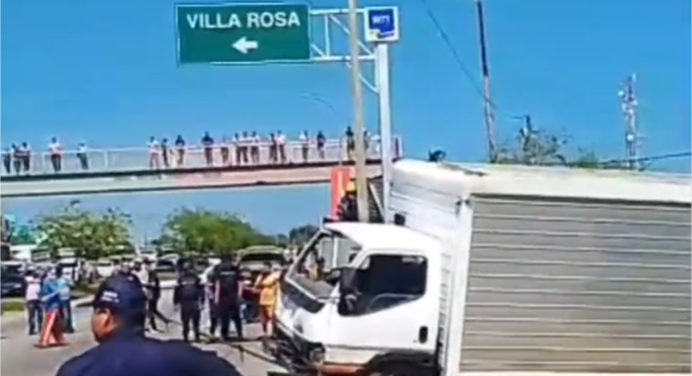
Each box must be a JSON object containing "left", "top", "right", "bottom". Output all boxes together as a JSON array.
[
  {"left": 38, "top": 268, "right": 67, "bottom": 347},
  {"left": 54, "top": 267, "right": 75, "bottom": 333},
  {"left": 55, "top": 273, "right": 244, "bottom": 376}
]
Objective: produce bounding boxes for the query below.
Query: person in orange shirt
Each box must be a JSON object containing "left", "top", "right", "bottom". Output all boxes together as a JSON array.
[{"left": 253, "top": 262, "right": 281, "bottom": 338}]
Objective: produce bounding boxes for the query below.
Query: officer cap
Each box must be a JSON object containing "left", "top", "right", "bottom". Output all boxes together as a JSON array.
[{"left": 92, "top": 274, "right": 147, "bottom": 318}]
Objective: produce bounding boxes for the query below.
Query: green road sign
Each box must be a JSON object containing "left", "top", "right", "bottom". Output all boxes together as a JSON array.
[{"left": 176, "top": 3, "right": 311, "bottom": 64}]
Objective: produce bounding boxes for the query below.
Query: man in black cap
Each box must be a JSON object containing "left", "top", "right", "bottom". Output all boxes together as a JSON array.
[
  {"left": 173, "top": 262, "right": 205, "bottom": 342},
  {"left": 55, "top": 274, "right": 243, "bottom": 376}
]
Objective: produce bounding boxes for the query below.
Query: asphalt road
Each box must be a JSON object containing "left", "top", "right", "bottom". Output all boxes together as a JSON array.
[{"left": 0, "top": 291, "right": 288, "bottom": 376}]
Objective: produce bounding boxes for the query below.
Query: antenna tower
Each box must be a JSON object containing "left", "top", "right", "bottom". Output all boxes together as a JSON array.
[{"left": 619, "top": 74, "right": 640, "bottom": 170}]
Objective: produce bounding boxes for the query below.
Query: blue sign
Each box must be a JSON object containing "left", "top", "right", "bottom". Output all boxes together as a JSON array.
[{"left": 364, "top": 7, "right": 399, "bottom": 43}]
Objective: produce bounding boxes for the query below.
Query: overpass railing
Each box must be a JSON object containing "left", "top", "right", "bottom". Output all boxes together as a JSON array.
[{"left": 0, "top": 137, "right": 403, "bottom": 176}]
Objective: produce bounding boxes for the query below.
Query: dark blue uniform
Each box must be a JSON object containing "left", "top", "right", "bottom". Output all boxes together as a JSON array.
[
  {"left": 55, "top": 274, "right": 242, "bottom": 376},
  {"left": 56, "top": 330, "right": 242, "bottom": 376},
  {"left": 209, "top": 261, "right": 244, "bottom": 340},
  {"left": 173, "top": 270, "right": 205, "bottom": 342}
]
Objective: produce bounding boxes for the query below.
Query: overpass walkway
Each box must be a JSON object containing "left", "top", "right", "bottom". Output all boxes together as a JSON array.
[{"left": 0, "top": 137, "right": 402, "bottom": 197}]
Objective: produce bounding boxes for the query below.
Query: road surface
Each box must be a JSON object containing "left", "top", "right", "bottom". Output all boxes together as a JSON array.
[{"left": 1, "top": 291, "right": 287, "bottom": 376}]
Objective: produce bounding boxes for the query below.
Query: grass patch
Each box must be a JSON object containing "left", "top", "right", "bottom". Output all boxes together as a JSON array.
[{"left": 1, "top": 300, "right": 25, "bottom": 312}]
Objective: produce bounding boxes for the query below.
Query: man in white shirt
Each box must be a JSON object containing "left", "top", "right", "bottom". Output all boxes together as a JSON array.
[
  {"left": 132, "top": 259, "right": 150, "bottom": 287},
  {"left": 148, "top": 137, "right": 160, "bottom": 169},
  {"left": 77, "top": 142, "right": 89, "bottom": 170},
  {"left": 48, "top": 137, "right": 63, "bottom": 173},
  {"left": 250, "top": 132, "right": 261, "bottom": 164},
  {"left": 276, "top": 131, "right": 287, "bottom": 163},
  {"left": 239, "top": 132, "right": 249, "bottom": 164},
  {"left": 299, "top": 131, "right": 309, "bottom": 163},
  {"left": 25, "top": 272, "right": 44, "bottom": 335},
  {"left": 19, "top": 142, "right": 31, "bottom": 173}
]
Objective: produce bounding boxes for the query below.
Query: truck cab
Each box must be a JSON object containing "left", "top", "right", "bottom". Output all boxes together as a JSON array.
[{"left": 275, "top": 222, "right": 442, "bottom": 375}]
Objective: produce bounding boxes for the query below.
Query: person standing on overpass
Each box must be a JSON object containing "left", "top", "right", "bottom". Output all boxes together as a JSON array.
[{"left": 201, "top": 132, "right": 215, "bottom": 167}]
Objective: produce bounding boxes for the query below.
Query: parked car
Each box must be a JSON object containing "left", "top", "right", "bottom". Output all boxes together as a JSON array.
[
  {"left": 1, "top": 268, "right": 25, "bottom": 298},
  {"left": 237, "top": 248, "right": 287, "bottom": 282},
  {"left": 154, "top": 259, "right": 176, "bottom": 273},
  {"left": 96, "top": 259, "right": 115, "bottom": 278}
]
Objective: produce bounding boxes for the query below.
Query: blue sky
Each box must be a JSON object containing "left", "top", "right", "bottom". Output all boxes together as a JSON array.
[{"left": 2, "top": 0, "right": 690, "bottom": 239}]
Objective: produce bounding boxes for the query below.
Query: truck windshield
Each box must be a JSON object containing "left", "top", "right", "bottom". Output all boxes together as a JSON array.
[{"left": 286, "top": 230, "right": 360, "bottom": 301}]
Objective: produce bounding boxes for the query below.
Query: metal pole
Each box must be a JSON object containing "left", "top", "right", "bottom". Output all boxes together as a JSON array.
[
  {"left": 375, "top": 43, "right": 393, "bottom": 221},
  {"left": 474, "top": 0, "right": 498, "bottom": 163},
  {"left": 347, "top": 0, "right": 369, "bottom": 222}
]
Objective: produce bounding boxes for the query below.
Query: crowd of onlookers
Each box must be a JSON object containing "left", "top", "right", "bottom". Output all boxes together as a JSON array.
[
  {"left": 1, "top": 127, "right": 376, "bottom": 175},
  {"left": 2, "top": 137, "right": 89, "bottom": 175}
]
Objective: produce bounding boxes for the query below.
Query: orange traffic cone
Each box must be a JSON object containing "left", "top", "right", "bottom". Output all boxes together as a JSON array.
[{"left": 34, "top": 310, "right": 67, "bottom": 348}]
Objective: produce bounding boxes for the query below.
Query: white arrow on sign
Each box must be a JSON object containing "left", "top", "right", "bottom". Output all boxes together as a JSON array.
[{"left": 233, "top": 36, "right": 259, "bottom": 54}]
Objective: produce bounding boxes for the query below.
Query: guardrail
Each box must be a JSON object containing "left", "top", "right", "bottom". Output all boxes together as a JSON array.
[{"left": 1, "top": 137, "right": 403, "bottom": 177}]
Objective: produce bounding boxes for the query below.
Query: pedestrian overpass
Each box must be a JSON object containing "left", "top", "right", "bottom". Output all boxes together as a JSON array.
[{"left": 0, "top": 138, "right": 401, "bottom": 198}]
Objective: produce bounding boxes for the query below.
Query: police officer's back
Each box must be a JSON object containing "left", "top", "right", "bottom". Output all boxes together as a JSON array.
[
  {"left": 55, "top": 273, "right": 242, "bottom": 376},
  {"left": 209, "top": 256, "right": 244, "bottom": 340},
  {"left": 173, "top": 265, "right": 204, "bottom": 342}
]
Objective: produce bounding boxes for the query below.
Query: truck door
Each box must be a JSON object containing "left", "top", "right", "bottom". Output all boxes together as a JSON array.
[{"left": 327, "top": 250, "right": 431, "bottom": 361}]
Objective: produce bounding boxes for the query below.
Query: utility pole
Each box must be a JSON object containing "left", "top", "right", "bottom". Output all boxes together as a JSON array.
[
  {"left": 474, "top": 0, "right": 498, "bottom": 163},
  {"left": 619, "top": 74, "right": 640, "bottom": 170},
  {"left": 347, "top": 0, "right": 369, "bottom": 222}
]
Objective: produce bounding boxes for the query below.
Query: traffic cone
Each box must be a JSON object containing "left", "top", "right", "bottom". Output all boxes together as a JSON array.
[{"left": 34, "top": 310, "right": 67, "bottom": 348}]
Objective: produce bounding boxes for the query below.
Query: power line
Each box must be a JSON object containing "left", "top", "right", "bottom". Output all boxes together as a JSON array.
[
  {"left": 586, "top": 151, "right": 691, "bottom": 169},
  {"left": 418, "top": 0, "right": 511, "bottom": 118}
]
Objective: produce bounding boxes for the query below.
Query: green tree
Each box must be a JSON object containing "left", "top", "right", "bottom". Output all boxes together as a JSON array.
[
  {"left": 35, "top": 206, "right": 133, "bottom": 260},
  {"left": 494, "top": 118, "right": 627, "bottom": 169},
  {"left": 288, "top": 224, "right": 320, "bottom": 246},
  {"left": 157, "top": 208, "right": 270, "bottom": 256}
]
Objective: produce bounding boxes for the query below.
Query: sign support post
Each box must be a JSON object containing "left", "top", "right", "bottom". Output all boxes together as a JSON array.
[
  {"left": 365, "top": 6, "right": 399, "bottom": 221},
  {"left": 375, "top": 44, "right": 393, "bottom": 221}
]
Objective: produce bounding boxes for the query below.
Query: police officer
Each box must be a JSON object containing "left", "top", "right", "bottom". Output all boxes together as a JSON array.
[
  {"left": 209, "top": 255, "right": 244, "bottom": 341},
  {"left": 173, "top": 260, "right": 204, "bottom": 342},
  {"left": 55, "top": 274, "right": 242, "bottom": 376}
]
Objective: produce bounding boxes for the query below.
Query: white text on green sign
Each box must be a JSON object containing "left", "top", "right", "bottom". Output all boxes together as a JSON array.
[{"left": 185, "top": 11, "right": 303, "bottom": 30}]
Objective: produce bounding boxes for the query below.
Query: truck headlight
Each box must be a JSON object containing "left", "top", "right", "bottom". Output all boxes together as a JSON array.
[{"left": 309, "top": 347, "right": 325, "bottom": 363}]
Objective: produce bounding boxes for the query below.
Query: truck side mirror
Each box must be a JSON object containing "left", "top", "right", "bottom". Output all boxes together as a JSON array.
[{"left": 338, "top": 267, "right": 357, "bottom": 295}]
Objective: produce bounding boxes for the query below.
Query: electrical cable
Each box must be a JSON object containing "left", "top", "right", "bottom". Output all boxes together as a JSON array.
[
  {"left": 615, "top": 151, "right": 691, "bottom": 166},
  {"left": 417, "top": 0, "right": 518, "bottom": 119}
]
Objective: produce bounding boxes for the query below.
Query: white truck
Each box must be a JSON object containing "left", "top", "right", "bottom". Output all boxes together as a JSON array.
[{"left": 273, "top": 159, "right": 691, "bottom": 376}]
